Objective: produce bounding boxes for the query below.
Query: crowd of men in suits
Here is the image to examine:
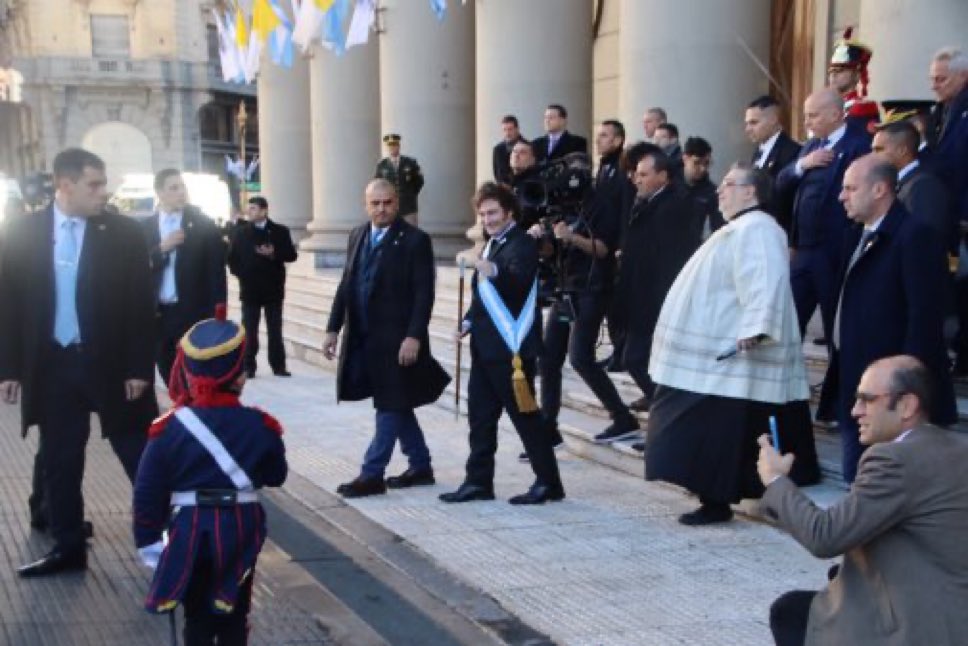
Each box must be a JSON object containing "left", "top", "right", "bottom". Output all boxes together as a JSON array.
[{"left": 0, "top": 151, "right": 298, "bottom": 579}]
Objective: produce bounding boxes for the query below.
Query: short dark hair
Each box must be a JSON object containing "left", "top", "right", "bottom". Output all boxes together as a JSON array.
[
  {"left": 747, "top": 95, "right": 780, "bottom": 110},
  {"left": 620, "top": 141, "right": 662, "bottom": 175},
  {"left": 513, "top": 139, "right": 534, "bottom": 153},
  {"left": 656, "top": 123, "right": 679, "bottom": 139},
  {"left": 52, "top": 148, "right": 105, "bottom": 181},
  {"left": 501, "top": 114, "right": 519, "bottom": 127},
  {"left": 248, "top": 196, "right": 268, "bottom": 209},
  {"left": 731, "top": 161, "right": 773, "bottom": 208},
  {"left": 602, "top": 119, "right": 626, "bottom": 144},
  {"left": 683, "top": 136, "right": 712, "bottom": 157},
  {"left": 866, "top": 158, "right": 899, "bottom": 193},
  {"left": 886, "top": 358, "right": 934, "bottom": 415},
  {"left": 473, "top": 181, "right": 519, "bottom": 220},
  {"left": 641, "top": 150, "right": 672, "bottom": 176},
  {"left": 547, "top": 103, "right": 568, "bottom": 119},
  {"left": 154, "top": 168, "right": 182, "bottom": 193},
  {"left": 879, "top": 121, "right": 921, "bottom": 156}
]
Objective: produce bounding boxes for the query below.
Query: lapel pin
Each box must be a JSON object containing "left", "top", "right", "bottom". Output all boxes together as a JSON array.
[{"left": 98, "top": 224, "right": 106, "bottom": 231}]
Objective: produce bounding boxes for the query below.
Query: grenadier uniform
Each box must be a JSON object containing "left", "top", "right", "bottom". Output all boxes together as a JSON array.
[
  {"left": 133, "top": 305, "right": 287, "bottom": 645},
  {"left": 829, "top": 27, "right": 879, "bottom": 133}
]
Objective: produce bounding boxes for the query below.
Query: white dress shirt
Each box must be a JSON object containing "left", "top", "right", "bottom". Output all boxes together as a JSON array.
[{"left": 754, "top": 131, "right": 781, "bottom": 169}]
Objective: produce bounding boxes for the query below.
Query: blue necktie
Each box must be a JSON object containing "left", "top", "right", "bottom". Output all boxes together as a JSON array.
[
  {"left": 54, "top": 219, "right": 80, "bottom": 346},
  {"left": 371, "top": 228, "right": 383, "bottom": 248},
  {"left": 819, "top": 137, "right": 830, "bottom": 149}
]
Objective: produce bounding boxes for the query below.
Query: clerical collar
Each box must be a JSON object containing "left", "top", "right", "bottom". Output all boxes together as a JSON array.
[{"left": 729, "top": 205, "right": 761, "bottom": 221}]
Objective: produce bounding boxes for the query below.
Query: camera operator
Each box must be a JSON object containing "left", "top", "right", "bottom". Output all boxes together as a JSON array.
[
  {"left": 508, "top": 141, "right": 543, "bottom": 230},
  {"left": 527, "top": 153, "right": 640, "bottom": 446}
]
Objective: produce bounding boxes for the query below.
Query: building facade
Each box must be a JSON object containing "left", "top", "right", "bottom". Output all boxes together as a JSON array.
[{"left": 1, "top": 0, "right": 256, "bottom": 195}]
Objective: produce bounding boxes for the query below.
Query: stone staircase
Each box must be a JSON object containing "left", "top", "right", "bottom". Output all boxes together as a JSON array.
[{"left": 228, "top": 257, "right": 968, "bottom": 491}]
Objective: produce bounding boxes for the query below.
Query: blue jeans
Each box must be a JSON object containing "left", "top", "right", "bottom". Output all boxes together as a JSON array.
[{"left": 360, "top": 409, "right": 432, "bottom": 479}]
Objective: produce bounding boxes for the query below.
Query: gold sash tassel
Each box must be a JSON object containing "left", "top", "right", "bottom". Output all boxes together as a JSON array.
[{"left": 511, "top": 354, "right": 538, "bottom": 413}]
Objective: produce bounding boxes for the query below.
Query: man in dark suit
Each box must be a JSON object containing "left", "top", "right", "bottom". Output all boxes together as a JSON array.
[
  {"left": 323, "top": 179, "right": 450, "bottom": 498},
  {"left": 745, "top": 95, "right": 802, "bottom": 233},
  {"left": 822, "top": 154, "right": 956, "bottom": 482},
  {"left": 776, "top": 88, "right": 871, "bottom": 339},
  {"left": 872, "top": 121, "right": 954, "bottom": 250},
  {"left": 141, "top": 169, "right": 227, "bottom": 386},
  {"left": 374, "top": 134, "right": 424, "bottom": 226},
  {"left": 440, "top": 182, "right": 564, "bottom": 505},
  {"left": 228, "top": 196, "right": 298, "bottom": 378},
  {"left": 680, "top": 136, "right": 725, "bottom": 241},
  {"left": 620, "top": 151, "right": 701, "bottom": 412},
  {"left": 492, "top": 115, "right": 526, "bottom": 185},
  {"left": 0, "top": 148, "right": 158, "bottom": 576},
  {"left": 532, "top": 104, "right": 587, "bottom": 164},
  {"left": 761, "top": 356, "right": 968, "bottom": 646}
]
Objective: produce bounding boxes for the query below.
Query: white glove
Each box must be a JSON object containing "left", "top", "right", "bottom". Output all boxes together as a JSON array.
[{"left": 138, "top": 540, "right": 165, "bottom": 570}]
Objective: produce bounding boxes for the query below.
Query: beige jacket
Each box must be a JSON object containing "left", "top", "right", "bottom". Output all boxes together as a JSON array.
[
  {"left": 762, "top": 425, "right": 968, "bottom": 646},
  {"left": 649, "top": 210, "right": 808, "bottom": 403}
]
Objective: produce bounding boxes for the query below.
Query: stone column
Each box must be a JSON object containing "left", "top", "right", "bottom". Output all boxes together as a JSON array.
[
  {"left": 256, "top": 54, "right": 313, "bottom": 236},
  {"left": 860, "top": 0, "right": 968, "bottom": 100},
  {"left": 618, "top": 0, "right": 771, "bottom": 178},
  {"left": 379, "top": 1, "right": 475, "bottom": 259},
  {"left": 300, "top": 42, "right": 381, "bottom": 267},
  {"left": 468, "top": 0, "right": 593, "bottom": 258}
]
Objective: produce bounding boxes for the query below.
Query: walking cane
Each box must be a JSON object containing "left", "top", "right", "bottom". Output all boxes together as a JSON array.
[
  {"left": 455, "top": 257, "right": 466, "bottom": 419},
  {"left": 168, "top": 611, "right": 178, "bottom": 646}
]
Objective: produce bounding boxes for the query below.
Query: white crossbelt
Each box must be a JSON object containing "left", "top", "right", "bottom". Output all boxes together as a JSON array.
[
  {"left": 173, "top": 407, "right": 255, "bottom": 491},
  {"left": 171, "top": 490, "right": 259, "bottom": 506}
]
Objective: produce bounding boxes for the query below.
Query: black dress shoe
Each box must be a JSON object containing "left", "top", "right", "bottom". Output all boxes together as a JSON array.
[
  {"left": 30, "top": 518, "right": 94, "bottom": 539},
  {"left": 336, "top": 477, "right": 386, "bottom": 498},
  {"left": 386, "top": 468, "right": 435, "bottom": 489},
  {"left": 273, "top": 369, "right": 292, "bottom": 377},
  {"left": 18, "top": 548, "right": 87, "bottom": 577},
  {"left": 508, "top": 483, "right": 565, "bottom": 505},
  {"left": 628, "top": 396, "right": 651, "bottom": 412},
  {"left": 439, "top": 483, "right": 495, "bottom": 503},
  {"left": 678, "top": 504, "right": 733, "bottom": 526}
]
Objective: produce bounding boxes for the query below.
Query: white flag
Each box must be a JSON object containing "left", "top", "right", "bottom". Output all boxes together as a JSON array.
[{"left": 345, "top": 0, "right": 376, "bottom": 49}]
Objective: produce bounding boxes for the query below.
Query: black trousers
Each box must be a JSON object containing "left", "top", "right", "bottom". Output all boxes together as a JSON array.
[
  {"left": 540, "top": 291, "right": 633, "bottom": 426},
  {"left": 156, "top": 304, "right": 197, "bottom": 386},
  {"left": 241, "top": 300, "right": 287, "bottom": 374},
  {"left": 183, "top": 545, "right": 255, "bottom": 646},
  {"left": 35, "top": 346, "right": 147, "bottom": 551},
  {"left": 769, "top": 590, "right": 816, "bottom": 646},
  {"left": 622, "top": 330, "right": 656, "bottom": 400},
  {"left": 466, "top": 356, "right": 561, "bottom": 489}
]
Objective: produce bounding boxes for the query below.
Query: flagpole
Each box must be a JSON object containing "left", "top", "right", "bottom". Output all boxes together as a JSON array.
[{"left": 237, "top": 100, "right": 248, "bottom": 208}]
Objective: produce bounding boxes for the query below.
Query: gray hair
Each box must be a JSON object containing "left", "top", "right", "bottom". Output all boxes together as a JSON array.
[
  {"left": 934, "top": 47, "right": 968, "bottom": 73},
  {"left": 730, "top": 161, "right": 773, "bottom": 207}
]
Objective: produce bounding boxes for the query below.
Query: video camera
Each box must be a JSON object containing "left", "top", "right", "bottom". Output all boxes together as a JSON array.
[{"left": 515, "top": 153, "right": 594, "bottom": 316}]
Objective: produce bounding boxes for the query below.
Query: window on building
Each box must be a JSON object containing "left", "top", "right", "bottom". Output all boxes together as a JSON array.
[{"left": 91, "top": 15, "right": 130, "bottom": 59}]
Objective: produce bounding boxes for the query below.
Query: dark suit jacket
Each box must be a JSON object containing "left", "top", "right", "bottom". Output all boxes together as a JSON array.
[
  {"left": 0, "top": 206, "right": 158, "bottom": 436},
  {"left": 762, "top": 425, "right": 968, "bottom": 646},
  {"left": 776, "top": 128, "right": 871, "bottom": 248},
  {"left": 227, "top": 218, "right": 298, "bottom": 304},
  {"left": 374, "top": 156, "right": 424, "bottom": 216},
  {"left": 754, "top": 131, "right": 802, "bottom": 234},
  {"left": 928, "top": 86, "right": 968, "bottom": 224},
  {"left": 327, "top": 218, "right": 449, "bottom": 410},
  {"left": 532, "top": 130, "right": 588, "bottom": 163},
  {"left": 822, "top": 200, "right": 957, "bottom": 426},
  {"left": 465, "top": 225, "right": 542, "bottom": 363},
  {"left": 897, "top": 163, "right": 955, "bottom": 253},
  {"left": 492, "top": 137, "right": 524, "bottom": 185},
  {"left": 141, "top": 205, "right": 227, "bottom": 328}
]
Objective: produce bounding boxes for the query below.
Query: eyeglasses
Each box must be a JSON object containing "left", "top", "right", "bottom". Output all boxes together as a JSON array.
[{"left": 720, "top": 180, "right": 753, "bottom": 189}]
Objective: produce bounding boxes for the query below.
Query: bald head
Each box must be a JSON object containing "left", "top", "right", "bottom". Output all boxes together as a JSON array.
[
  {"left": 803, "top": 88, "right": 845, "bottom": 138},
  {"left": 853, "top": 355, "right": 932, "bottom": 445},
  {"left": 364, "top": 179, "right": 398, "bottom": 227},
  {"left": 840, "top": 153, "right": 897, "bottom": 224}
]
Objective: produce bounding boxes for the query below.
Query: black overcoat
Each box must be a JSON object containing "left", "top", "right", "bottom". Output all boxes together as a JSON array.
[
  {"left": 618, "top": 188, "right": 700, "bottom": 339},
  {"left": 227, "top": 218, "right": 298, "bottom": 303},
  {"left": 326, "top": 218, "right": 450, "bottom": 410},
  {"left": 0, "top": 206, "right": 158, "bottom": 436}
]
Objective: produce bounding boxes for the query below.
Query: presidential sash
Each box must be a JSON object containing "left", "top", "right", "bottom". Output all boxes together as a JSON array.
[{"left": 476, "top": 277, "right": 539, "bottom": 412}]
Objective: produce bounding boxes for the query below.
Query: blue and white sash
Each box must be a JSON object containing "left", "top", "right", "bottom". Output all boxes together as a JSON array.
[{"left": 476, "top": 277, "right": 538, "bottom": 354}]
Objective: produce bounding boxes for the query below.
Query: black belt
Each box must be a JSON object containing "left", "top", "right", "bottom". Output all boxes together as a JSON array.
[{"left": 51, "top": 342, "right": 84, "bottom": 354}]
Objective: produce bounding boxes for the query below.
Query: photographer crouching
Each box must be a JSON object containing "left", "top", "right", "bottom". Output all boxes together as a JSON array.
[{"left": 524, "top": 146, "right": 640, "bottom": 448}]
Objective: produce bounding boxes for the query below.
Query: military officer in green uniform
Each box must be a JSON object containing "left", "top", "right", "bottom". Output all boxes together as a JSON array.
[{"left": 374, "top": 134, "right": 424, "bottom": 226}]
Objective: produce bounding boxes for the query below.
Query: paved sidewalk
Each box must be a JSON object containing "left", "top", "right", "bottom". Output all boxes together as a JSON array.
[
  {"left": 0, "top": 402, "right": 344, "bottom": 645},
  {"left": 242, "top": 355, "right": 842, "bottom": 646}
]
